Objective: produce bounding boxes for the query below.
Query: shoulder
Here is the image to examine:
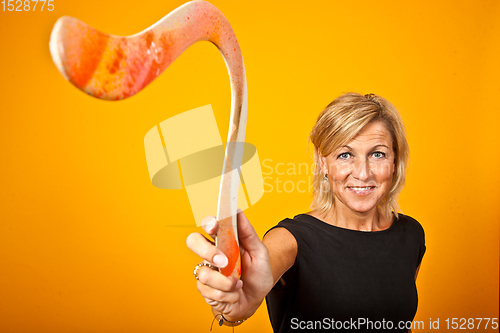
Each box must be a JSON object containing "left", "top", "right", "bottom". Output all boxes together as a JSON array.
[
  {"left": 396, "top": 213, "right": 424, "bottom": 229},
  {"left": 395, "top": 213, "right": 425, "bottom": 240},
  {"left": 263, "top": 214, "right": 318, "bottom": 251},
  {"left": 397, "top": 214, "right": 426, "bottom": 267},
  {"left": 264, "top": 213, "right": 327, "bottom": 255},
  {"left": 263, "top": 227, "right": 297, "bottom": 255},
  {"left": 263, "top": 217, "right": 301, "bottom": 247},
  {"left": 265, "top": 214, "right": 321, "bottom": 241}
]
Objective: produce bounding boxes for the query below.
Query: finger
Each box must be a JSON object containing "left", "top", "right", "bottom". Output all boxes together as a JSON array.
[
  {"left": 203, "top": 297, "right": 230, "bottom": 314},
  {"left": 201, "top": 216, "right": 218, "bottom": 239},
  {"left": 197, "top": 281, "right": 241, "bottom": 304},
  {"left": 236, "top": 210, "right": 267, "bottom": 254},
  {"left": 186, "top": 233, "right": 228, "bottom": 268},
  {"left": 204, "top": 297, "right": 222, "bottom": 308},
  {"left": 197, "top": 266, "right": 243, "bottom": 292}
]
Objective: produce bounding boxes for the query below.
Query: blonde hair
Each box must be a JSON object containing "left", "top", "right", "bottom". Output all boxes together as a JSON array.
[{"left": 309, "top": 92, "right": 409, "bottom": 220}]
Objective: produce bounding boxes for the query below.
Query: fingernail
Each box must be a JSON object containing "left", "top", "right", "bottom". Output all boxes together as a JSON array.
[
  {"left": 213, "top": 254, "right": 228, "bottom": 268},
  {"left": 202, "top": 216, "right": 216, "bottom": 232},
  {"left": 206, "top": 219, "right": 216, "bottom": 232},
  {"left": 236, "top": 280, "right": 243, "bottom": 290},
  {"left": 237, "top": 208, "right": 243, "bottom": 214}
]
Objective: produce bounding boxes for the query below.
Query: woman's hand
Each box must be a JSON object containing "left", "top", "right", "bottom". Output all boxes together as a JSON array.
[{"left": 186, "top": 210, "right": 274, "bottom": 322}]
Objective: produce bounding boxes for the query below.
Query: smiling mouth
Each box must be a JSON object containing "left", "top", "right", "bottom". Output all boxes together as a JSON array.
[{"left": 346, "top": 186, "right": 376, "bottom": 194}]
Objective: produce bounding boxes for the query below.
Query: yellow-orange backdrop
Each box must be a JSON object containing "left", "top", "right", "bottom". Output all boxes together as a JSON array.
[{"left": 0, "top": 0, "right": 498, "bottom": 332}]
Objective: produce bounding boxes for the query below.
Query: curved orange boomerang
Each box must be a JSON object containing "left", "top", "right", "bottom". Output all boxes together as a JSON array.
[{"left": 49, "top": 0, "right": 247, "bottom": 278}]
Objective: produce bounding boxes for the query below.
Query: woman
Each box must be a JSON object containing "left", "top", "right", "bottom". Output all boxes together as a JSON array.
[{"left": 187, "top": 92, "right": 426, "bottom": 332}]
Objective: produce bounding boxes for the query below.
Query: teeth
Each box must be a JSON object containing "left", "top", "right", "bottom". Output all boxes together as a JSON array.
[{"left": 350, "top": 187, "right": 372, "bottom": 190}]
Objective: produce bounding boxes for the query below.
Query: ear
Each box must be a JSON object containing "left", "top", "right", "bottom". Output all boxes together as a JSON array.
[{"left": 318, "top": 149, "right": 328, "bottom": 175}]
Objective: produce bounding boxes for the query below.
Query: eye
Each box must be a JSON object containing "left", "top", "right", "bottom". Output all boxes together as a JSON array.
[
  {"left": 337, "top": 152, "right": 351, "bottom": 160},
  {"left": 372, "top": 151, "right": 386, "bottom": 159}
]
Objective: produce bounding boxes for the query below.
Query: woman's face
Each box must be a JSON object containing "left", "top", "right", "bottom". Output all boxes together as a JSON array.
[{"left": 320, "top": 120, "right": 395, "bottom": 215}]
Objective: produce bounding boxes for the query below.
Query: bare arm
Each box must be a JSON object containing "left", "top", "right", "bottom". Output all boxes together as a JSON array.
[{"left": 262, "top": 227, "right": 298, "bottom": 287}]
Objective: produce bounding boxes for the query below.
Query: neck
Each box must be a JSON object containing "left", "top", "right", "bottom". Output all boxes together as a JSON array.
[{"left": 320, "top": 203, "right": 390, "bottom": 232}]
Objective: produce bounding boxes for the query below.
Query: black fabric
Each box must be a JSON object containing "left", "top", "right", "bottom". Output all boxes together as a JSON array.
[{"left": 265, "top": 213, "right": 425, "bottom": 333}]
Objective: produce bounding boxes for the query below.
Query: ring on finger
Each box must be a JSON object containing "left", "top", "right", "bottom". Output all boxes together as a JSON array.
[{"left": 193, "top": 261, "right": 219, "bottom": 281}]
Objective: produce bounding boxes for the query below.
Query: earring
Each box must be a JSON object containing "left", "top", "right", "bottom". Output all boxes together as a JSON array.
[{"left": 323, "top": 174, "right": 328, "bottom": 182}]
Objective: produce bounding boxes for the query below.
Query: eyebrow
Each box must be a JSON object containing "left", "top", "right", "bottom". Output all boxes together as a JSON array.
[
  {"left": 340, "top": 144, "right": 390, "bottom": 150},
  {"left": 372, "top": 144, "right": 390, "bottom": 150}
]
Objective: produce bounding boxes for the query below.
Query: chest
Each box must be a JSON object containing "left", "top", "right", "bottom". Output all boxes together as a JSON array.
[{"left": 292, "top": 233, "right": 419, "bottom": 322}]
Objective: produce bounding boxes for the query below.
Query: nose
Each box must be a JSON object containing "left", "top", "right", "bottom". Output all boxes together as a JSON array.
[{"left": 351, "top": 160, "right": 371, "bottom": 181}]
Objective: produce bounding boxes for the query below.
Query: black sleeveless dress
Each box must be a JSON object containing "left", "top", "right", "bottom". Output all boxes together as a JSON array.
[{"left": 265, "top": 213, "right": 425, "bottom": 333}]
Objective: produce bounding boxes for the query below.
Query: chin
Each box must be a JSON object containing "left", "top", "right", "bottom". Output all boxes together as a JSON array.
[
  {"left": 351, "top": 207, "right": 376, "bottom": 214},
  {"left": 345, "top": 201, "right": 378, "bottom": 214}
]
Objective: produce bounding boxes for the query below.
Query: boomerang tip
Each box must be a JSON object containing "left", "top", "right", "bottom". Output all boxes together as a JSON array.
[
  {"left": 49, "top": 16, "right": 124, "bottom": 100},
  {"left": 49, "top": 16, "right": 73, "bottom": 82}
]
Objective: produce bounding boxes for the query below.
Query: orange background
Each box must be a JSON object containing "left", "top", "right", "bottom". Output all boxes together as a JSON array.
[{"left": 0, "top": 0, "right": 498, "bottom": 332}]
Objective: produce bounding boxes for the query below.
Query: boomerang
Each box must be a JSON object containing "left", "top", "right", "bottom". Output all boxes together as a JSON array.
[{"left": 49, "top": 0, "right": 246, "bottom": 277}]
